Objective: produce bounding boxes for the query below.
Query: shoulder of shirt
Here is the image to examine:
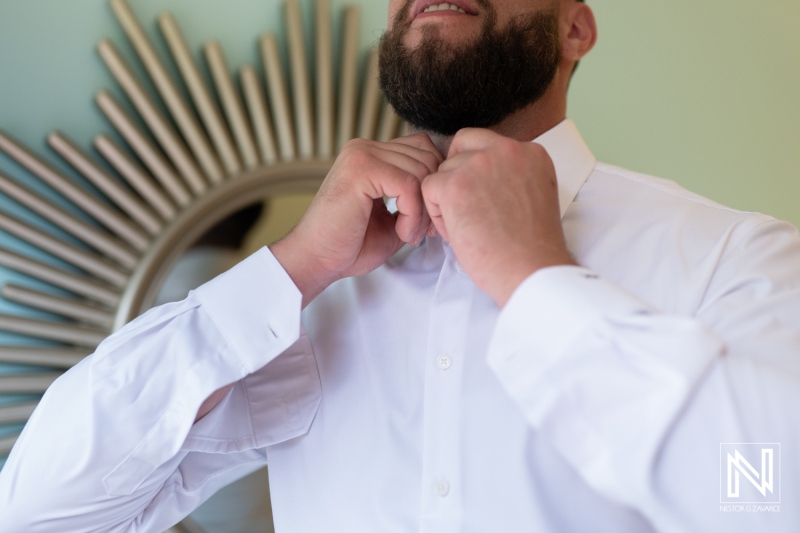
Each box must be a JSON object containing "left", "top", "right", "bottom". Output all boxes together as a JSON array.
[
  {"left": 575, "top": 162, "right": 800, "bottom": 264},
  {"left": 590, "top": 161, "right": 780, "bottom": 227}
]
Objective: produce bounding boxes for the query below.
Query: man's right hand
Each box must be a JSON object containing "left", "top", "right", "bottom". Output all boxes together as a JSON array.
[{"left": 270, "top": 133, "right": 443, "bottom": 307}]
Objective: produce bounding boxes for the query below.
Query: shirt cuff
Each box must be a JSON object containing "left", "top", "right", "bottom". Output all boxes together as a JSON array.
[
  {"left": 488, "top": 265, "right": 653, "bottom": 372},
  {"left": 194, "top": 246, "right": 303, "bottom": 373},
  {"left": 486, "top": 264, "right": 722, "bottom": 432}
]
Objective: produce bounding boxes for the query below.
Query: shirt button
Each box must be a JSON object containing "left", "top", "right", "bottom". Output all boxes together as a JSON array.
[
  {"left": 435, "top": 480, "right": 450, "bottom": 497},
  {"left": 436, "top": 355, "right": 452, "bottom": 371},
  {"left": 455, "top": 260, "right": 464, "bottom": 273}
]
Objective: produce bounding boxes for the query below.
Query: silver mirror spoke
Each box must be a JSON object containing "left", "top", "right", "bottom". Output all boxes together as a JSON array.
[
  {"left": 204, "top": 42, "right": 260, "bottom": 171},
  {"left": 0, "top": 372, "right": 63, "bottom": 394},
  {"left": 0, "top": 249, "right": 120, "bottom": 308},
  {"left": 336, "top": 6, "right": 361, "bottom": 152},
  {"left": 0, "top": 210, "right": 128, "bottom": 287},
  {"left": 95, "top": 91, "right": 193, "bottom": 208},
  {"left": 97, "top": 40, "right": 208, "bottom": 196},
  {"left": 260, "top": 34, "right": 297, "bottom": 161},
  {"left": 0, "top": 314, "right": 107, "bottom": 347},
  {"left": 0, "top": 434, "right": 20, "bottom": 457},
  {"left": 94, "top": 134, "right": 177, "bottom": 222},
  {"left": 285, "top": 0, "right": 315, "bottom": 160},
  {"left": 0, "top": 403, "right": 38, "bottom": 425},
  {"left": 109, "top": 0, "right": 224, "bottom": 185},
  {"left": 159, "top": 13, "right": 242, "bottom": 178},
  {"left": 0, "top": 347, "right": 88, "bottom": 368},
  {"left": 240, "top": 66, "right": 279, "bottom": 165},
  {"left": 0, "top": 171, "right": 137, "bottom": 269},
  {"left": 0, "top": 132, "right": 148, "bottom": 252},
  {"left": 47, "top": 132, "right": 161, "bottom": 236},
  {"left": 2, "top": 285, "right": 114, "bottom": 330},
  {"left": 315, "top": 0, "right": 335, "bottom": 158},
  {"left": 357, "top": 48, "right": 382, "bottom": 141}
]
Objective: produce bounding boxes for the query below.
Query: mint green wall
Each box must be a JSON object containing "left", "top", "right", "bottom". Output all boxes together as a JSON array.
[
  {"left": 569, "top": 1, "right": 800, "bottom": 227},
  {"left": 1, "top": 0, "right": 798, "bottom": 225}
]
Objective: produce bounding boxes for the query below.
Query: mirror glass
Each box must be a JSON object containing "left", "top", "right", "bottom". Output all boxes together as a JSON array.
[{"left": 152, "top": 194, "right": 315, "bottom": 306}]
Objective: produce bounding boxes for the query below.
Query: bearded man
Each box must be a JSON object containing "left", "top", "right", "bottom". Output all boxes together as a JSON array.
[{"left": 1, "top": 0, "right": 799, "bottom": 532}]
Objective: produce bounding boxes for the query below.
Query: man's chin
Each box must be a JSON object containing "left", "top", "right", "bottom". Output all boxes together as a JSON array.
[{"left": 403, "top": 19, "right": 482, "bottom": 49}]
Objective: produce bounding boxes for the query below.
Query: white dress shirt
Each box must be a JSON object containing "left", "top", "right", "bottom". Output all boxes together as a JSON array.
[{"left": 1, "top": 120, "right": 799, "bottom": 532}]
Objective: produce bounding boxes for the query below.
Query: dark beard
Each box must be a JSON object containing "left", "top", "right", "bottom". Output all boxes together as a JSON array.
[{"left": 378, "top": 3, "right": 561, "bottom": 136}]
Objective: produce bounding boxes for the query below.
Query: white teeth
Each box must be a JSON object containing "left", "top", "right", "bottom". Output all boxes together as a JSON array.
[{"left": 423, "top": 3, "right": 467, "bottom": 13}]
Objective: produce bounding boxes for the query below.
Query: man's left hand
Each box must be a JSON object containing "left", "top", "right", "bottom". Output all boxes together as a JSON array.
[{"left": 422, "top": 128, "right": 576, "bottom": 307}]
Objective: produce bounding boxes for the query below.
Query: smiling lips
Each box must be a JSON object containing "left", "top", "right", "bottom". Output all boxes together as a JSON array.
[
  {"left": 410, "top": 0, "right": 478, "bottom": 20},
  {"left": 423, "top": 3, "right": 468, "bottom": 14}
]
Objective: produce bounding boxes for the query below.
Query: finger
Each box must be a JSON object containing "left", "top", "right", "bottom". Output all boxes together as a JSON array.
[
  {"left": 392, "top": 132, "right": 444, "bottom": 161},
  {"left": 337, "top": 139, "right": 439, "bottom": 178},
  {"left": 368, "top": 145, "right": 438, "bottom": 182},
  {"left": 434, "top": 151, "right": 473, "bottom": 173},
  {"left": 427, "top": 213, "right": 448, "bottom": 242},
  {"left": 390, "top": 132, "right": 444, "bottom": 168},
  {"left": 447, "top": 127, "right": 501, "bottom": 158},
  {"left": 421, "top": 171, "right": 450, "bottom": 242},
  {"left": 393, "top": 181, "right": 430, "bottom": 246},
  {"left": 367, "top": 143, "right": 436, "bottom": 243},
  {"left": 360, "top": 159, "right": 427, "bottom": 244},
  {"left": 335, "top": 140, "right": 432, "bottom": 243}
]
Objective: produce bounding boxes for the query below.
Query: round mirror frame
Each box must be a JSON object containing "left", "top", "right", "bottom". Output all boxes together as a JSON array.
[
  {"left": 115, "top": 161, "right": 328, "bottom": 328},
  {"left": 0, "top": 0, "right": 402, "bottom": 462}
]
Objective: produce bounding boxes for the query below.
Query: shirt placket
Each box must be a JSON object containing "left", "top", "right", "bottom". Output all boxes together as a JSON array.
[{"left": 419, "top": 244, "right": 472, "bottom": 533}]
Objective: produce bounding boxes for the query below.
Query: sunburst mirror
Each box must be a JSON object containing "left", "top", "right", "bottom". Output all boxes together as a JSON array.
[{"left": 0, "top": 0, "right": 400, "bottom": 530}]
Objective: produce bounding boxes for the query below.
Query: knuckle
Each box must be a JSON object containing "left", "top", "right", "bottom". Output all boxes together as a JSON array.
[
  {"left": 453, "top": 128, "right": 472, "bottom": 140},
  {"left": 343, "top": 137, "right": 368, "bottom": 149},
  {"left": 343, "top": 147, "right": 372, "bottom": 168},
  {"left": 396, "top": 131, "right": 426, "bottom": 147},
  {"left": 413, "top": 160, "right": 430, "bottom": 179},
  {"left": 529, "top": 142, "right": 547, "bottom": 156},
  {"left": 410, "top": 131, "right": 432, "bottom": 146},
  {"left": 341, "top": 138, "right": 370, "bottom": 157},
  {"left": 498, "top": 137, "right": 521, "bottom": 155},
  {"left": 403, "top": 171, "right": 422, "bottom": 191},
  {"left": 423, "top": 152, "right": 440, "bottom": 171}
]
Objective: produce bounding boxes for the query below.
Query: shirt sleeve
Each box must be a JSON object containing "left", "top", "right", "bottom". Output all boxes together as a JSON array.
[
  {"left": 487, "top": 218, "right": 800, "bottom": 532},
  {"left": 0, "top": 247, "right": 321, "bottom": 533}
]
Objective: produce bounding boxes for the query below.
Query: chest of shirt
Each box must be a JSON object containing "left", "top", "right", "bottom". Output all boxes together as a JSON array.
[{"left": 267, "top": 241, "right": 651, "bottom": 532}]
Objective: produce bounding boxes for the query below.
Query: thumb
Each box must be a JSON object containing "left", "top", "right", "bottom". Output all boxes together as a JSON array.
[{"left": 447, "top": 128, "right": 498, "bottom": 158}]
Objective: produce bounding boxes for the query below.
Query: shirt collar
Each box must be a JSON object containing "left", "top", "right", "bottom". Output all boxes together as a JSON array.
[{"left": 532, "top": 118, "right": 597, "bottom": 219}]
